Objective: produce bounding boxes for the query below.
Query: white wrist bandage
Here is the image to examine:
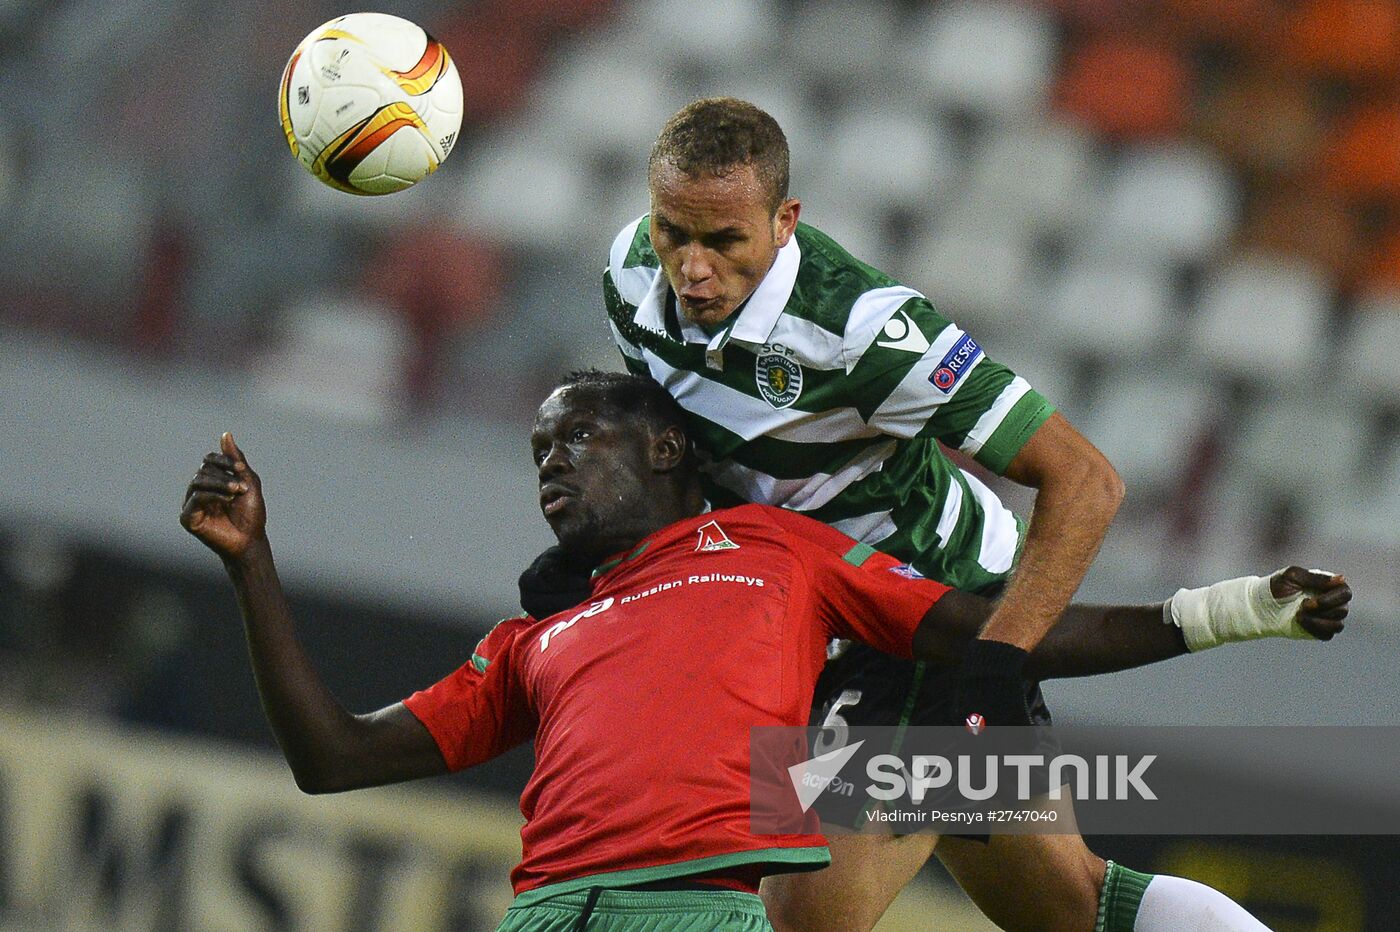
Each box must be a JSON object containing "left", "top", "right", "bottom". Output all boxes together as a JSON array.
[{"left": 1165, "top": 573, "right": 1323, "bottom": 652}]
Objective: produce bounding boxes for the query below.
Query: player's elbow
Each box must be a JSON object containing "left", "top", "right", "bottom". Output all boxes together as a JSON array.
[
  {"left": 1093, "top": 454, "right": 1126, "bottom": 513},
  {"left": 291, "top": 765, "right": 340, "bottom": 795},
  {"left": 288, "top": 758, "right": 363, "bottom": 795},
  {"left": 1061, "top": 446, "right": 1124, "bottom": 519}
]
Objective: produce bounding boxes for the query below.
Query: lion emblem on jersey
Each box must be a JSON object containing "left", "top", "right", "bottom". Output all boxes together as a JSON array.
[{"left": 756, "top": 351, "right": 803, "bottom": 408}]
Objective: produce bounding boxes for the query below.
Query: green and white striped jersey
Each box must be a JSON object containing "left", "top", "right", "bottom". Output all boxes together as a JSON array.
[{"left": 603, "top": 216, "right": 1054, "bottom": 594}]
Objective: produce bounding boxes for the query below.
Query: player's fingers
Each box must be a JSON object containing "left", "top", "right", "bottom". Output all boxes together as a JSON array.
[
  {"left": 204, "top": 452, "right": 236, "bottom": 471},
  {"left": 1271, "top": 567, "right": 1344, "bottom": 599},
  {"left": 1308, "top": 585, "right": 1352, "bottom": 612},
  {"left": 192, "top": 463, "right": 246, "bottom": 491},
  {"left": 1298, "top": 616, "right": 1344, "bottom": 640},
  {"left": 222, "top": 431, "right": 250, "bottom": 467},
  {"left": 222, "top": 432, "right": 259, "bottom": 484},
  {"left": 181, "top": 490, "right": 228, "bottom": 525},
  {"left": 187, "top": 475, "right": 241, "bottom": 497}
]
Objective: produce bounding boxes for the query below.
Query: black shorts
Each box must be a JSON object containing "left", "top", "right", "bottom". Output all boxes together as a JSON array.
[
  {"left": 808, "top": 641, "right": 1055, "bottom": 843},
  {"left": 808, "top": 641, "right": 1054, "bottom": 732}
]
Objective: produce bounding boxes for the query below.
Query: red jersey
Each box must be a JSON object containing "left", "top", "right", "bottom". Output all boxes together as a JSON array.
[{"left": 403, "top": 504, "right": 948, "bottom": 905}]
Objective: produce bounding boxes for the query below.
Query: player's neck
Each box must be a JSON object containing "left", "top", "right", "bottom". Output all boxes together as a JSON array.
[{"left": 586, "top": 484, "right": 708, "bottom": 563}]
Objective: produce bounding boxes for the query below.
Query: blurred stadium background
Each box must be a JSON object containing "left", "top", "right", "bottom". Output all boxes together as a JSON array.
[{"left": 2, "top": 0, "right": 1399, "bottom": 928}]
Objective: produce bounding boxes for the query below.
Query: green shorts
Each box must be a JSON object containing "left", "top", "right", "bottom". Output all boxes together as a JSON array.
[{"left": 496, "top": 887, "right": 773, "bottom": 931}]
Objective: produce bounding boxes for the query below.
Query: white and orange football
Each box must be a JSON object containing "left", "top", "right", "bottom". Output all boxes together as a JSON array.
[{"left": 279, "top": 13, "right": 463, "bottom": 195}]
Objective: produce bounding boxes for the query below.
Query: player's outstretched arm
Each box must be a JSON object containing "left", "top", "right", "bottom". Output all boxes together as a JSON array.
[
  {"left": 180, "top": 433, "right": 448, "bottom": 793},
  {"left": 912, "top": 567, "right": 1350, "bottom": 680}
]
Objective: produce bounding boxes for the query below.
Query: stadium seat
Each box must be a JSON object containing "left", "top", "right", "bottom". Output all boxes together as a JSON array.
[
  {"left": 1083, "top": 144, "right": 1238, "bottom": 266},
  {"left": 1189, "top": 255, "right": 1332, "bottom": 382},
  {"left": 811, "top": 105, "right": 959, "bottom": 218},
  {"left": 1343, "top": 294, "right": 1400, "bottom": 404},
  {"left": 454, "top": 126, "right": 596, "bottom": 249},
  {"left": 1152, "top": 0, "right": 1288, "bottom": 55},
  {"left": 1282, "top": 0, "right": 1400, "bottom": 84},
  {"left": 964, "top": 119, "right": 1100, "bottom": 235},
  {"left": 1192, "top": 62, "right": 1327, "bottom": 182},
  {"left": 1311, "top": 441, "right": 1400, "bottom": 549},
  {"left": 531, "top": 38, "right": 683, "bottom": 157},
  {"left": 1234, "top": 183, "right": 1359, "bottom": 286},
  {"left": 900, "top": 204, "right": 1035, "bottom": 339},
  {"left": 1076, "top": 366, "right": 1213, "bottom": 497},
  {"left": 435, "top": 7, "right": 544, "bottom": 123},
  {"left": 1317, "top": 103, "right": 1400, "bottom": 206},
  {"left": 1358, "top": 231, "right": 1400, "bottom": 298},
  {"left": 902, "top": 0, "right": 1057, "bottom": 122},
  {"left": 625, "top": 0, "right": 780, "bottom": 73},
  {"left": 255, "top": 294, "right": 410, "bottom": 425},
  {"left": 1042, "top": 253, "right": 1174, "bottom": 358},
  {"left": 787, "top": 0, "right": 901, "bottom": 85},
  {"left": 1223, "top": 387, "right": 1369, "bottom": 505},
  {"left": 1052, "top": 33, "right": 1192, "bottom": 141}
]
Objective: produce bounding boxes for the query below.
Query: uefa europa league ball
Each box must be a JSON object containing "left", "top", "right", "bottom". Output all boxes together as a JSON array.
[{"left": 278, "top": 13, "right": 463, "bottom": 195}]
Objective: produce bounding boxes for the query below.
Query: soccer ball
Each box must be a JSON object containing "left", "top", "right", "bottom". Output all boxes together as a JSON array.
[{"left": 278, "top": 13, "right": 463, "bottom": 195}]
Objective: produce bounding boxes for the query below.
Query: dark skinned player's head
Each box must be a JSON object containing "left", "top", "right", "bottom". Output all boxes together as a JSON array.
[{"left": 532, "top": 371, "right": 703, "bottom": 563}]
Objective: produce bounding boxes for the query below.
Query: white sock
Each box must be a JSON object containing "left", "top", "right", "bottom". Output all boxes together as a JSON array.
[{"left": 1134, "top": 874, "right": 1271, "bottom": 931}]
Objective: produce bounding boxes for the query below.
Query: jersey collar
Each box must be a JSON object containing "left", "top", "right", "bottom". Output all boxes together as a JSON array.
[
  {"left": 587, "top": 509, "right": 718, "bottom": 585},
  {"left": 727, "top": 232, "right": 801, "bottom": 347}
]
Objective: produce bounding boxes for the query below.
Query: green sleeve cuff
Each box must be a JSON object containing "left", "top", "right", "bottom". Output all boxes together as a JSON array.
[{"left": 974, "top": 390, "right": 1055, "bottom": 475}]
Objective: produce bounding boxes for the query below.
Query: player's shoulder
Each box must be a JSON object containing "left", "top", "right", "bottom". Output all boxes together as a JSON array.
[
  {"left": 607, "top": 215, "right": 663, "bottom": 308},
  {"left": 480, "top": 613, "right": 535, "bottom": 645},
  {"left": 720, "top": 503, "right": 859, "bottom": 554},
  {"left": 791, "top": 222, "right": 938, "bottom": 339}
]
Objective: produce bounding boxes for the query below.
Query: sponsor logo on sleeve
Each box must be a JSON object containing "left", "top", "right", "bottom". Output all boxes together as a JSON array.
[
  {"left": 875, "top": 309, "right": 931, "bottom": 354},
  {"left": 888, "top": 564, "right": 926, "bottom": 580},
  {"left": 928, "top": 334, "right": 983, "bottom": 394}
]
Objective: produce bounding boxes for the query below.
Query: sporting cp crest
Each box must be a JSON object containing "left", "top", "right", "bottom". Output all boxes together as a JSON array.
[{"left": 756, "top": 351, "right": 803, "bottom": 408}]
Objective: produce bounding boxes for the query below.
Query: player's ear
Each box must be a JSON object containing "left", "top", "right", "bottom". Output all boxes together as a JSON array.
[
  {"left": 651, "top": 425, "right": 689, "bottom": 473},
  {"left": 774, "top": 197, "right": 800, "bottom": 246}
]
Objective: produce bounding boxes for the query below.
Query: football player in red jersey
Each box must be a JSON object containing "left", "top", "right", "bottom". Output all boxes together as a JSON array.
[{"left": 180, "top": 371, "right": 1349, "bottom": 931}]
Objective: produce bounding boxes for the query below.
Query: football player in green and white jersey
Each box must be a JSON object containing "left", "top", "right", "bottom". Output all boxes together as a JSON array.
[{"left": 585, "top": 98, "right": 1272, "bottom": 932}]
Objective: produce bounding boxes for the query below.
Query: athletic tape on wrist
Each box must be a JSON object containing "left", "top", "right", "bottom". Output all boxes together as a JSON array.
[{"left": 1164, "top": 572, "right": 1323, "bottom": 652}]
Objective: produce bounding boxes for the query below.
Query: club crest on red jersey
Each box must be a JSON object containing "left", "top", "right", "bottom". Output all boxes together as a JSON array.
[{"left": 695, "top": 520, "right": 740, "bottom": 552}]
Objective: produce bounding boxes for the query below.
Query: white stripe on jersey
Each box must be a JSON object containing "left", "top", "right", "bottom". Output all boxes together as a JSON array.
[
  {"left": 866, "top": 324, "right": 985, "bottom": 439},
  {"left": 705, "top": 439, "right": 898, "bottom": 512},
  {"left": 963, "top": 469, "right": 1020, "bottom": 574},
  {"left": 829, "top": 511, "right": 898, "bottom": 546},
  {"left": 934, "top": 478, "right": 964, "bottom": 550},
  {"left": 753, "top": 314, "right": 847, "bottom": 370},
  {"left": 609, "top": 216, "right": 647, "bottom": 292},
  {"left": 643, "top": 353, "right": 880, "bottom": 444},
  {"left": 609, "top": 321, "right": 644, "bottom": 360},
  {"left": 614, "top": 265, "right": 659, "bottom": 307},
  {"left": 841, "top": 286, "right": 929, "bottom": 373},
  {"left": 960, "top": 376, "right": 1033, "bottom": 457}
]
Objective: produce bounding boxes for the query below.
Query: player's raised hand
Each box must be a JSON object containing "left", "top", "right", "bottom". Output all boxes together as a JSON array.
[
  {"left": 1270, "top": 566, "right": 1350, "bottom": 640},
  {"left": 180, "top": 432, "right": 266, "bottom": 560}
]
